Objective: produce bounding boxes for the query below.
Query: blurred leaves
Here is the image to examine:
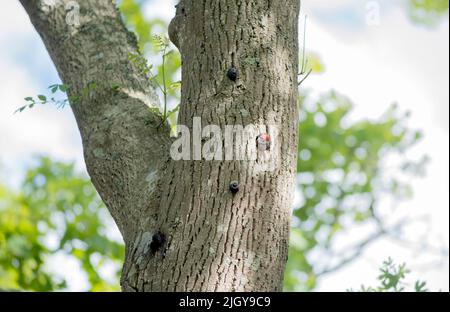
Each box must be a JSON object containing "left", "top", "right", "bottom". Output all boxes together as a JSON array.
[
  {"left": 306, "top": 53, "right": 325, "bottom": 74},
  {"left": 408, "top": 0, "right": 449, "bottom": 26},
  {"left": 284, "top": 91, "right": 426, "bottom": 291},
  {"left": 120, "top": 0, "right": 181, "bottom": 104},
  {"left": 0, "top": 158, "right": 124, "bottom": 291},
  {"left": 349, "top": 258, "right": 429, "bottom": 292},
  {"left": 119, "top": 0, "right": 166, "bottom": 53}
]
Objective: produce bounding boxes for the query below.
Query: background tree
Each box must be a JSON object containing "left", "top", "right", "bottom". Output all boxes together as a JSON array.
[{"left": 0, "top": 158, "right": 123, "bottom": 291}]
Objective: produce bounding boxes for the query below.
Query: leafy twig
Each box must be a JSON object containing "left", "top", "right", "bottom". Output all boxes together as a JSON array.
[
  {"left": 298, "top": 15, "right": 312, "bottom": 86},
  {"left": 15, "top": 84, "right": 69, "bottom": 113},
  {"left": 348, "top": 258, "right": 429, "bottom": 292}
]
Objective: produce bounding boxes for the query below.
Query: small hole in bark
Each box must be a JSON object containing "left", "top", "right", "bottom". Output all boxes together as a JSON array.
[
  {"left": 229, "top": 181, "right": 240, "bottom": 194},
  {"left": 150, "top": 231, "right": 166, "bottom": 253},
  {"left": 227, "top": 68, "right": 239, "bottom": 82}
]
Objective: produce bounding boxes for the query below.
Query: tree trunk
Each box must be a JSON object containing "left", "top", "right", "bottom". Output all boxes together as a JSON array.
[{"left": 19, "top": 0, "right": 300, "bottom": 292}]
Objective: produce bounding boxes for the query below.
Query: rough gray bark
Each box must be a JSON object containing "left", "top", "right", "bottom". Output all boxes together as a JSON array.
[{"left": 19, "top": 0, "right": 300, "bottom": 291}]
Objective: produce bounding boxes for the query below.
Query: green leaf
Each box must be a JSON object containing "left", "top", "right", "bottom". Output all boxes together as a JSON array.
[
  {"left": 59, "top": 84, "right": 67, "bottom": 92},
  {"left": 167, "top": 105, "right": 180, "bottom": 117},
  {"left": 169, "top": 81, "right": 182, "bottom": 91},
  {"left": 15, "top": 106, "right": 26, "bottom": 113},
  {"left": 415, "top": 280, "right": 428, "bottom": 292}
]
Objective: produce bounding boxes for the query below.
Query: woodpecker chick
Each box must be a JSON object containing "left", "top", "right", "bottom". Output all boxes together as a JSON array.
[{"left": 256, "top": 133, "right": 272, "bottom": 151}]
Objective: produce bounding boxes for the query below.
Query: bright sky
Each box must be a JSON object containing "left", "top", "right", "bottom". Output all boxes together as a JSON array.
[{"left": 0, "top": 0, "right": 448, "bottom": 291}]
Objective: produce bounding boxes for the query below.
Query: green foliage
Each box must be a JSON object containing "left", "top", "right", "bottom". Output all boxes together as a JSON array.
[
  {"left": 15, "top": 82, "right": 104, "bottom": 113},
  {"left": 128, "top": 35, "right": 181, "bottom": 124},
  {"left": 0, "top": 158, "right": 124, "bottom": 291},
  {"left": 17, "top": 0, "right": 183, "bottom": 123},
  {"left": 408, "top": 0, "right": 449, "bottom": 26},
  {"left": 15, "top": 85, "right": 69, "bottom": 113},
  {"left": 284, "top": 91, "right": 425, "bottom": 291},
  {"left": 0, "top": 184, "right": 64, "bottom": 291},
  {"left": 305, "top": 53, "right": 325, "bottom": 75},
  {"left": 349, "top": 258, "right": 429, "bottom": 292},
  {"left": 120, "top": 0, "right": 181, "bottom": 127},
  {"left": 119, "top": 0, "right": 166, "bottom": 53}
]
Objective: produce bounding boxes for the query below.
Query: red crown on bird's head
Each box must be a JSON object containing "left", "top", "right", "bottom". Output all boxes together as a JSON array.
[{"left": 256, "top": 133, "right": 272, "bottom": 151}]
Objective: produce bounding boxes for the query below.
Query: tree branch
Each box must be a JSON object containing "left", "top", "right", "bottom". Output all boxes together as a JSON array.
[
  {"left": 315, "top": 218, "right": 410, "bottom": 277},
  {"left": 19, "top": 0, "right": 172, "bottom": 240}
]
